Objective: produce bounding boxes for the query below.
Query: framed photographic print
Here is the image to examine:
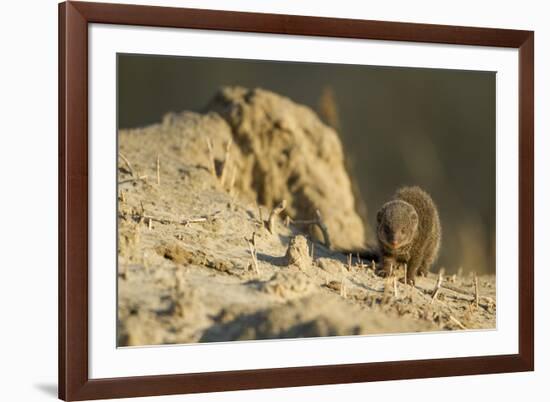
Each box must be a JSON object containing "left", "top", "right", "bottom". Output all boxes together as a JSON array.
[{"left": 59, "top": 1, "right": 534, "bottom": 400}]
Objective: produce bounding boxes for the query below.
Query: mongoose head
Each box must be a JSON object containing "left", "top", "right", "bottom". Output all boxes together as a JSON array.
[{"left": 376, "top": 200, "right": 419, "bottom": 251}]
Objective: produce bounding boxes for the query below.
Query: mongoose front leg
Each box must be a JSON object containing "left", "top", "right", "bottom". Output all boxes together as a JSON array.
[
  {"left": 380, "top": 255, "right": 397, "bottom": 277},
  {"left": 406, "top": 255, "right": 423, "bottom": 285}
]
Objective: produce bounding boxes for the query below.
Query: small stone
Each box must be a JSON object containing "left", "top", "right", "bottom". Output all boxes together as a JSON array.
[{"left": 284, "top": 235, "right": 311, "bottom": 268}]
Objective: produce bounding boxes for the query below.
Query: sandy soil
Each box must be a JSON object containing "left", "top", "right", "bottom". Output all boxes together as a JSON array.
[{"left": 117, "top": 88, "right": 496, "bottom": 347}]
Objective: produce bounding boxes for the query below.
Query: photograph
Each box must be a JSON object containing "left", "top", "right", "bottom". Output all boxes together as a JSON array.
[
  {"left": 116, "top": 54, "right": 497, "bottom": 347},
  {"left": 1, "top": 0, "right": 543, "bottom": 400}
]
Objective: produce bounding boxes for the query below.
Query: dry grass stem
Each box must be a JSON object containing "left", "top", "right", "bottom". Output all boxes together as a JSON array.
[
  {"left": 181, "top": 217, "right": 208, "bottom": 225},
  {"left": 441, "top": 283, "right": 475, "bottom": 297},
  {"left": 383, "top": 275, "right": 393, "bottom": 302},
  {"left": 122, "top": 209, "right": 210, "bottom": 227},
  {"left": 118, "top": 153, "right": 135, "bottom": 176},
  {"left": 139, "top": 201, "right": 146, "bottom": 224},
  {"left": 205, "top": 137, "right": 216, "bottom": 178},
  {"left": 245, "top": 232, "right": 260, "bottom": 274},
  {"left": 340, "top": 279, "right": 347, "bottom": 298},
  {"left": 314, "top": 209, "right": 331, "bottom": 249},
  {"left": 431, "top": 270, "right": 444, "bottom": 304},
  {"left": 156, "top": 154, "right": 160, "bottom": 185},
  {"left": 119, "top": 175, "right": 148, "bottom": 185},
  {"left": 449, "top": 315, "right": 467, "bottom": 330},
  {"left": 256, "top": 203, "right": 264, "bottom": 224},
  {"left": 267, "top": 199, "right": 287, "bottom": 234},
  {"left": 220, "top": 139, "right": 232, "bottom": 186}
]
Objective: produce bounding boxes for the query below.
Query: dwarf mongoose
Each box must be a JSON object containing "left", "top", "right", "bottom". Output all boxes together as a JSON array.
[{"left": 376, "top": 186, "right": 441, "bottom": 284}]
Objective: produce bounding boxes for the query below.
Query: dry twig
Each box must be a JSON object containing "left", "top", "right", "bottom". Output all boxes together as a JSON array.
[
  {"left": 431, "top": 270, "right": 444, "bottom": 304},
  {"left": 139, "top": 201, "right": 145, "bottom": 224},
  {"left": 118, "top": 175, "right": 148, "bottom": 185},
  {"left": 340, "top": 278, "right": 347, "bottom": 298},
  {"left": 383, "top": 275, "right": 393, "bottom": 303},
  {"left": 219, "top": 139, "right": 232, "bottom": 186},
  {"left": 121, "top": 209, "right": 210, "bottom": 226},
  {"left": 118, "top": 153, "right": 134, "bottom": 176},
  {"left": 257, "top": 203, "right": 264, "bottom": 224},
  {"left": 314, "top": 209, "right": 331, "bottom": 249},
  {"left": 267, "top": 200, "right": 287, "bottom": 234},
  {"left": 449, "top": 315, "right": 467, "bottom": 330},
  {"left": 156, "top": 154, "right": 160, "bottom": 185},
  {"left": 289, "top": 209, "right": 331, "bottom": 249},
  {"left": 356, "top": 253, "right": 363, "bottom": 268},
  {"left": 205, "top": 137, "right": 216, "bottom": 178},
  {"left": 181, "top": 217, "right": 208, "bottom": 225},
  {"left": 245, "top": 232, "right": 260, "bottom": 274},
  {"left": 441, "top": 283, "right": 475, "bottom": 297}
]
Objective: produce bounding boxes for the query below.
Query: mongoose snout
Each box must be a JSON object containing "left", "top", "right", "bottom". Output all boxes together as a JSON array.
[{"left": 377, "top": 200, "right": 419, "bottom": 250}]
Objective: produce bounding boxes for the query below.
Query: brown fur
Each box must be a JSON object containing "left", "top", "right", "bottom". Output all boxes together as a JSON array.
[{"left": 376, "top": 186, "right": 441, "bottom": 284}]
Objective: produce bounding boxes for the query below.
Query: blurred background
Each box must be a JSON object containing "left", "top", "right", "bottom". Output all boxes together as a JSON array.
[{"left": 118, "top": 54, "right": 496, "bottom": 274}]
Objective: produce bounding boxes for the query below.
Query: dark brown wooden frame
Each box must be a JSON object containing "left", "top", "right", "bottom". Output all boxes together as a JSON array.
[{"left": 59, "top": 1, "right": 534, "bottom": 400}]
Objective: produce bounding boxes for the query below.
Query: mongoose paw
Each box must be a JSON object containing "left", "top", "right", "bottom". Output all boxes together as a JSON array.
[
  {"left": 402, "top": 275, "right": 416, "bottom": 286},
  {"left": 375, "top": 269, "right": 389, "bottom": 278}
]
